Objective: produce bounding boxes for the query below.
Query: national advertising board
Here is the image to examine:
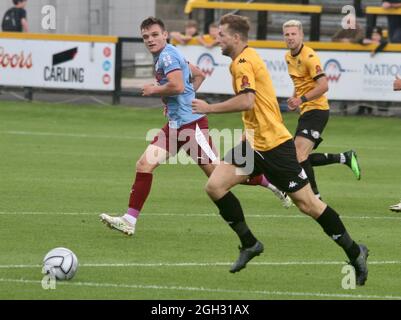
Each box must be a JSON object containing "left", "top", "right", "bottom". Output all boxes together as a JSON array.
[{"left": 177, "top": 45, "right": 401, "bottom": 102}]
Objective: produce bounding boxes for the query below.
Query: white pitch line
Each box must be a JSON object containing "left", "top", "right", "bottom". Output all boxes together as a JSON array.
[
  {"left": 1, "top": 260, "right": 401, "bottom": 269},
  {"left": 1, "top": 211, "right": 401, "bottom": 221},
  {"left": 144, "top": 213, "right": 401, "bottom": 221},
  {"left": 0, "top": 278, "right": 400, "bottom": 300},
  {"left": 0, "top": 212, "right": 96, "bottom": 216},
  {"left": 1, "top": 130, "right": 143, "bottom": 140}
]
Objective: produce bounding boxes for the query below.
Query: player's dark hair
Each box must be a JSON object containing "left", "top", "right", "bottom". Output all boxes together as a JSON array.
[
  {"left": 219, "top": 14, "right": 249, "bottom": 41},
  {"left": 140, "top": 17, "right": 166, "bottom": 32},
  {"left": 13, "top": 0, "right": 26, "bottom": 5}
]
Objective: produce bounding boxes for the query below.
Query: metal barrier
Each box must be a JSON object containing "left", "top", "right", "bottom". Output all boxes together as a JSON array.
[
  {"left": 365, "top": 6, "right": 401, "bottom": 38},
  {"left": 113, "top": 37, "right": 158, "bottom": 104},
  {"left": 184, "top": 0, "right": 322, "bottom": 41}
]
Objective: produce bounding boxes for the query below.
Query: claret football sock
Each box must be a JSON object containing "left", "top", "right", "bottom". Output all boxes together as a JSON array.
[
  {"left": 127, "top": 172, "right": 153, "bottom": 219},
  {"left": 246, "top": 175, "right": 269, "bottom": 187},
  {"left": 244, "top": 175, "right": 293, "bottom": 208}
]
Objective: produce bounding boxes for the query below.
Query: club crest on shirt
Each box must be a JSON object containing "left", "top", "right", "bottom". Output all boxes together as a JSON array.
[
  {"left": 241, "top": 75, "right": 251, "bottom": 90},
  {"left": 162, "top": 54, "right": 173, "bottom": 67}
]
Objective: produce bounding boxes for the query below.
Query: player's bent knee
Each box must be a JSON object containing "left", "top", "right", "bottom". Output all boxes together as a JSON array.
[
  {"left": 135, "top": 158, "right": 156, "bottom": 173},
  {"left": 205, "top": 180, "right": 217, "bottom": 195},
  {"left": 296, "top": 199, "right": 324, "bottom": 219},
  {"left": 296, "top": 149, "right": 309, "bottom": 163},
  {"left": 294, "top": 140, "right": 311, "bottom": 162},
  {"left": 205, "top": 179, "right": 223, "bottom": 198},
  {"left": 294, "top": 199, "right": 314, "bottom": 216}
]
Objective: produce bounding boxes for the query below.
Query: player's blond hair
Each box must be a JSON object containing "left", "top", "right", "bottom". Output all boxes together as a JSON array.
[{"left": 282, "top": 20, "right": 303, "bottom": 32}]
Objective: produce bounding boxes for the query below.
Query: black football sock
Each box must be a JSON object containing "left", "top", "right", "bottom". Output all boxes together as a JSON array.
[
  {"left": 300, "top": 159, "right": 320, "bottom": 197},
  {"left": 309, "top": 153, "right": 342, "bottom": 166},
  {"left": 214, "top": 192, "right": 257, "bottom": 248},
  {"left": 316, "top": 206, "right": 361, "bottom": 261}
]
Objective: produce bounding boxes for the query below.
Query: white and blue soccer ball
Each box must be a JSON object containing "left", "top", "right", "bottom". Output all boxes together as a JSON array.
[{"left": 42, "top": 247, "right": 78, "bottom": 280}]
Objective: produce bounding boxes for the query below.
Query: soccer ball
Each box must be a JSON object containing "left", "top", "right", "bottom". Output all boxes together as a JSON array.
[{"left": 42, "top": 247, "right": 78, "bottom": 280}]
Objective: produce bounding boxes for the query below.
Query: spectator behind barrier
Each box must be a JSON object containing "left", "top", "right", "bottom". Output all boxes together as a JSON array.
[
  {"left": 1, "top": 0, "right": 28, "bottom": 32},
  {"left": 196, "top": 22, "right": 219, "bottom": 49},
  {"left": 383, "top": 0, "right": 401, "bottom": 43},
  {"left": 169, "top": 20, "right": 199, "bottom": 45},
  {"left": 331, "top": 14, "right": 364, "bottom": 43},
  {"left": 362, "top": 26, "right": 389, "bottom": 57}
]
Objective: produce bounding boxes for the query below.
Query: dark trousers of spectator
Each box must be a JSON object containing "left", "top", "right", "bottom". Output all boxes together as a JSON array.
[{"left": 387, "top": 16, "right": 401, "bottom": 43}]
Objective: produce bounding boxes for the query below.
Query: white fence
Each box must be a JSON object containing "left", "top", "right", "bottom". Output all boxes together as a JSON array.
[{"left": 0, "top": 35, "right": 116, "bottom": 91}]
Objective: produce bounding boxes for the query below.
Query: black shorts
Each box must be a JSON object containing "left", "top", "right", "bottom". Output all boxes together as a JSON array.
[
  {"left": 295, "top": 109, "right": 329, "bottom": 149},
  {"left": 224, "top": 139, "right": 309, "bottom": 193}
]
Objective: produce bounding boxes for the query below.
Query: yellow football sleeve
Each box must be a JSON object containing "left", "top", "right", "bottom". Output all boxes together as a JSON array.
[
  {"left": 233, "top": 61, "right": 256, "bottom": 94},
  {"left": 306, "top": 54, "right": 325, "bottom": 80}
]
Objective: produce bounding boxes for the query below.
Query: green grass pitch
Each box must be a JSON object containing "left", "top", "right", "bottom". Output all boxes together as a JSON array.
[{"left": 0, "top": 100, "right": 400, "bottom": 299}]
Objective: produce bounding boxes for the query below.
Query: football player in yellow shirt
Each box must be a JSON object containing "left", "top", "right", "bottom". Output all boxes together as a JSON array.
[
  {"left": 283, "top": 20, "right": 361, "bottom": 200},
  {"left": 192, "top": 14, "right": 368, "bottom": 285}
]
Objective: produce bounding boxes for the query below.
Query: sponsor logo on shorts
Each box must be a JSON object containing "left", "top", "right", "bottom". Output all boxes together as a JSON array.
[
  {"left": 298, "top": 169, "right": 308, "bottom": 180},
  {"left": 289, "top": 181, "right": 298, "bottom": 189},
  {"left": 311, "top": 130, "right": 320, "bottom": 139}
]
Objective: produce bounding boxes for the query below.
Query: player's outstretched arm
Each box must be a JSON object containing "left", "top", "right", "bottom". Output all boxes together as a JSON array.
[
  {"left": 142, "top": 70, "right": 184, "bottom": 97},
  {"left": 306, "top": 76, "right": 329, "bottom": 100},
  {"left": 192, "top": 92, "right": 255, "bottom": 114},
  {"left": 288, "top": 76, "right": 328, "bottom": 110}
]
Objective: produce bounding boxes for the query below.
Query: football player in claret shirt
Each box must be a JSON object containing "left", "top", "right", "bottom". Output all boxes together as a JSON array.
[
  {"left": 99, "top": 17, "right": 291, "bottom": 237},
  {"left": 192, "top": 14, "right": 368, "bottom": 285},
  {"left": 283, "top": 20, "right": 362, "bottom": 200}
]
